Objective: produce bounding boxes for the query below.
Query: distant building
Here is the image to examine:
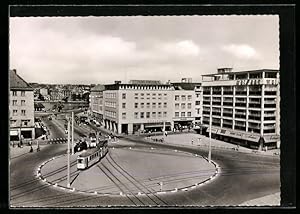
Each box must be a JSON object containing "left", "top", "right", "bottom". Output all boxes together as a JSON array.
[
  {"left": 201, "top": 68, "right": 280, "bottom": 150},
  {"left": 9, "top": 69, "right": 35, "bottom": 141},
  {"left": 39, "top": 88, "right": 48, "bottom": 96},
  {"left": 34, "top": 102, "right": 45, "bottom": 112}
]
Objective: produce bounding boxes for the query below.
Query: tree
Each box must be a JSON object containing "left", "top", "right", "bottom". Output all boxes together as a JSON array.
[{"left": 38, "top": 93, "right": 45, "bottom": 101}]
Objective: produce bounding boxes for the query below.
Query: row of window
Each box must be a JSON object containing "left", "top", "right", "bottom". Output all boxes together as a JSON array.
[
  {"left": 11, "top": 109, "right": 27, "bottom": 116},
  {"left": 175, "top": 103, "right": 192, "bottom": 109},
  {"left": 134, "top": 102, "right": 168, "bottom": 109},
  {"left": 12, "top": 91, "right": 26, "bottom": 96},
  {"left": 104, "top": 110, "right": 116, "bottom": 119},
  {"left": 105, "top": 101, "right": 116, "bottom": 108},
  {"left": 12, "top": 100, "right": 26, "bottom": 106},
  {"left": 174, "top": 112, "right": 192, "bottom": 117},
  {"left": 105, "top": 93, "right": 117, "bottom": 99},
  {"left": 10, "top": 119, "right": 30, "bottom": 126},
  {"left": 128, "top": 111, "right": 168, "bottom": 119},
  {"left": 174, "top": 95, "right": 193, "bottom": 101}
]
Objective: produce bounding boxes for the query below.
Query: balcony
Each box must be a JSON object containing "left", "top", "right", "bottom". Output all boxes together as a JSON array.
[
  {"left": 212, "top": 102, "right": 221, "bottom": 106},
  {"left": 264, "top": 104, "right": 276, "bottom": 108},
  {"left": 203, "top": 111, "right": 210, "bottom": 115},
  {"left": 223, "top": 91, "right": 233, "bottom": 95},
  {"left": 248, "top": 103, "right": 261, "bottom": 108},
  {"left": 264, "top": 91, "right": 277, "bottom": 96},
  {"left": 264, "top": 100, "right": 276, "bottom": 104},
  {"left": 222, "top": 113, "right": 233, "bottom": 118},
  {"left": 248, "top": 115, "right": 261, "bottom": 121},
  {"left": 249, "top": 91, "right": 262, "bottom": 96},
  {"left": 223, "top": 102, "right": 233, "bottom": 107},
  {"left": 203, "top": 101, "right": 210, "bottom": 105},
  {"left": 248, "top": 124, "right": 261, "bottom": 129},
  {"left": 264, "top": 116, "right": 276, "bottom": 121},
  {"left": 235, "top": 91, "right": 247, "bottom": 96},
  {"left": 235, "top": 103, "right": 247, "bottom": 107}
]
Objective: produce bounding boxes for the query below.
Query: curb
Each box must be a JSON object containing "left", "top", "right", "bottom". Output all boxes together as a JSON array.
[{"left": 37, "top": 146, "right": 220, "bottom": 197}]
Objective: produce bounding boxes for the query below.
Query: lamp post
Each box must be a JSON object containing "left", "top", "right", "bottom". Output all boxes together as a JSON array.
[
  {"left": 67, "top": 119, "right": 71, "bottom": 188},
  {"left": 208, "top": 89, "right": 212, "bottom": 163},
  {"left": 71, "top": 112, "right": 74, "bottom": 155}
]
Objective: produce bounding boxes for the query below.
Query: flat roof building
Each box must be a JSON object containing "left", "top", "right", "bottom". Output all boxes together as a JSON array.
[{"left": 201, "top": 68, "right": 280, "bottom": 150}]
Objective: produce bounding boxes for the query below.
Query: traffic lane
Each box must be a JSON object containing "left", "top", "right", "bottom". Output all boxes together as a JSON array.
[
  {"left": 124, "top": 136, "right": 280, "bottom": 205},
  {"left": 41, "top": 117, "right": 65, "bottom": 139}
]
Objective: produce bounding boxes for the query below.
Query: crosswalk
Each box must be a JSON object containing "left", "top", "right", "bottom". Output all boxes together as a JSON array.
[{"left": 48, "top": 138, "right": 68, "bottom": 144}]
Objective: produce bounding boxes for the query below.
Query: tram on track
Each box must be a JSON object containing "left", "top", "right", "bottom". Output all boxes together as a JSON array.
[{"left": 77, "top": 140, "right": 108, "bottom": 170}]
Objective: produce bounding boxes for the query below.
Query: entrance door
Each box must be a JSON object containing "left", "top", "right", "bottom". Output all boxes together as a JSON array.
[{"left": 121, "top": 124, "right": 128, "bottom": 134}]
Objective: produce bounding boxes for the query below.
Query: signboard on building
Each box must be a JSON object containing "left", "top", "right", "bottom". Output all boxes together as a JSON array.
[{"left": 236, "top": 79, "right": 262, "bottom": 86}]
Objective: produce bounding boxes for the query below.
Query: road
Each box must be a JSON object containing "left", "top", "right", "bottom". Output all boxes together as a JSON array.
[{"left": 10, "top": 114, "right": 280, "bottom": 207}]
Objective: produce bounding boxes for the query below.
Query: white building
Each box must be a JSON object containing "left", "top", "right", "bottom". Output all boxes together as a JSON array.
[
  {"left": 9, "top": 69, "right": 35, "bottom": 142},
  {"left": 201, "top": 68, "right": 280, "bottom": 150}
]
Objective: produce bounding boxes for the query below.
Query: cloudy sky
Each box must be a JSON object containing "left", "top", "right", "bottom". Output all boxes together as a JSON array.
[{"left": 9, "top": 15, "right": 279, "bottom": 84}]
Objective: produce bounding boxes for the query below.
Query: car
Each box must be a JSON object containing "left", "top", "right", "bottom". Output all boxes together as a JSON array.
[{"left": 74, "top": 141, "right": 88, "bottom": 153}]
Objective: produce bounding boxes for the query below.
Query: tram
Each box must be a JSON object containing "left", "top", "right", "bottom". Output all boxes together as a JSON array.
[{"left": 77, "top": 140, "right": 108, "bottom": 170}]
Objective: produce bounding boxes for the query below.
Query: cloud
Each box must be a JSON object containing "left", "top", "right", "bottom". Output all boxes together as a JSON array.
[
  {"left": 160, "top": 40, "right": 200, "bottom": 57},
  {"left": 221, "top": 44, "right": 260, "bottom": 59}
]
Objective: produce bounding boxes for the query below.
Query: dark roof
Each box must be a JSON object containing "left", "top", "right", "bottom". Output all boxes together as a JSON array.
[
  {"left": 34, "top": 103, "right": 45, "bottom": 108},
  {"left": 91, "top": 84, "right": 106, "bottom": 92},
  {"left": 10, "top": 69, "right": 33, "bottom": 91},
  {"left": 171, "top": 82, "right": 201, "bottom": 90}
]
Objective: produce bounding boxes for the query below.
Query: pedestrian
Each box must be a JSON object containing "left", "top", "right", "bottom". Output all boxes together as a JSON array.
[
  {"left": 29, "top": 146, "right": 33, "bottom": 153},
  {"left": 191, "top": 140, "right": 194, "bottom": 145}
]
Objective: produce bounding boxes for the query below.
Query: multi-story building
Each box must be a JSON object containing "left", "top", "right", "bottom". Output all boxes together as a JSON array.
[
  {"left": 90, "top": 79, "right": 202, "bottom": 135},
  {"left": 9, "top": 69, "right": 35, "bottom": 141},
  {"left": 171, "top": 80, "right": 202, "bottom": 130},
  {"left": 90, "top": 84, "right": 105, "bottom": 121},
  {"left": 201, "top": 68, "right": 280, "bottom": 150}
]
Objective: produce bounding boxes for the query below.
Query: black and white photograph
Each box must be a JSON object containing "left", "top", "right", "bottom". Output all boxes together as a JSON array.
[{"left": 7, "top": 5, "right": 295, "bottom": 208}]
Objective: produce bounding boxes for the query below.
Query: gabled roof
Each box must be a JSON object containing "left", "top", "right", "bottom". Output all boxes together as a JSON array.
[{"left": 10, "top": 69, "right": 33, "bottom": 91}]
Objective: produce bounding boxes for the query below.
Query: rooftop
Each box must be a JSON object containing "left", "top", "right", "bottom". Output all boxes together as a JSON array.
[
  {"left": 202, "top": 69, "right": 279, "bottom": 77},
  {"left": 10, "top": 69, "right": 33, "bottom": 91}
]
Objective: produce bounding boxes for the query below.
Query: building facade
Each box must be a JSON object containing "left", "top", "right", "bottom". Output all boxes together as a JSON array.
[
  {"left": 9, "top": 69, "right": 35, "bottom": 141},
  {"left": 90, "top": 79, "right": 202, "bottom": 135},
  {"left": 201, "top": 68, "right": 280, "bottom": 150}
]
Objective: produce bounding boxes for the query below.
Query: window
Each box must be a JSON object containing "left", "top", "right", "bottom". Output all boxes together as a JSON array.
[
  {"left": 152, "top": 112, "right": 156, "bottom": 118},
  {"left": 21, "top": 91, "right": 25, "bottom": 96},
  {"left": 122, "top": 103, "right": 126, "bottom": 108},
  {"left": 134, "top": 112, "right": 139, "bottom": 119},
  {"left": 181, "top": 112, "right": 185, "bottom": 117},
  {"left": 163, "top": 102, "right": 167, "bottom": 108},
  {"left": 146, "top": 112, "right": 150, "bottom": 118},
  {"left": 12, "top": 91, "right": 17, "bottom": 96},
  {"left": 163, "top": 112, "right": 167, "bottom": 117},
  {"left": 175, "top": 112, "right": 179, "bottom": 117},
  {"left": 181, "top": 95, "right": 186, "bottom": 101},
  {"left": 175, "top": 103, "right": 179, "bottom": 109},
  {"left": 10, "top": 120, "right": 17, "bottom": 126},
  {"left": 152, "top": 93, "right": 156, "bottom": 99},
  {"left": 175, "top": 95, "right": 180, "bottom": 101},
  {"left": 195, "top": 101, "right": 200, "bottom": 105},
  {"left": 12, "top": 100, "right": 17, "bottom": 106},
  {"left": 140, "top": 112, "right": 144, "bottom": 118},
  {"left": 146, "top": 103, "right": 150, "bottom": 108},
  {"left": 197, "top": 108, "right": 201, "bottom": 114},
  {"left": 21, "top": 110, "right": 26, "bottom": 116},
  {"left": 187, "top": 112, "right": 192, "bottom": 117},
  {"left": 187, "top": 103, "right": 192, "bottom": 109},
  {"left": 122, "top": 93, "right": 126, "bottom": 99},
  {"left": 158, "top": 103, "right": 162, "bottom": 108},
  {"left": 122, "top": 113, "right": 126, "bottom": 119},
  {"left": 141, "top": 103, "right": 144, "bottom": 108},
  {"left": 152, "top": 103, "right": 156, "bottom": 108},
  {"left": 21, "top": 120, "right": 29, "bottom": 126},
  {"left": 21, "top": 100, "right": 25, "bottom": 106},
  {"left": 188, "top": 95, "right": 192, "bottom": 101},
  {"left": 181, "top": 103, "right": 186, "bottom": 109},
  {"left": 158, "top": 112, "right": 162, "bottom": 118},
  {"left": 158, "top": 93, "right": 162, "bottom": 100},
  {"left": 134, "top": 103, "right": 138, "bottom": 108},
  {"left": 12, "top": 110, "right": 17, "bottom": 116}
]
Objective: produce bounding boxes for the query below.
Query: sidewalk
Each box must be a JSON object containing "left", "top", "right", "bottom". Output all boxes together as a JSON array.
[
  {"left": 10, "top": 144, "right": 45, "bottom": 159},
  {"left": 147, "top": 133, "right": 280, "bottom": 157},
  {"left": 239, "top": 192, "right": 280, "bottom": 206}
]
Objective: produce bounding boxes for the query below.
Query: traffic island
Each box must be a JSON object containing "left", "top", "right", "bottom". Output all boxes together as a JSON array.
[{"left": 37, "top": 145, "right": 219, "bottom": 197}]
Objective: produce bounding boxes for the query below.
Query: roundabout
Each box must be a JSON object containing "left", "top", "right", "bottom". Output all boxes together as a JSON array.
[{"left": 37, "top": 141, "right": 219, "bottom": 198}]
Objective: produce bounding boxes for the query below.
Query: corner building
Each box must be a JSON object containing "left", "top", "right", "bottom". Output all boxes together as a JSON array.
[
  {"left": 201, "top": 68, "right": 280, "bottom": 150},
  {"left": 102, "top": 81, "right": 174, "bottom": 134},
  {"left": 9, "top": 69, "right": 35, "bottom": 141}
]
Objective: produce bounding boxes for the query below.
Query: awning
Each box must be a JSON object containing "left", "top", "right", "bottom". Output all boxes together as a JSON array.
[
  {"left": 206, "top": 127, "right": 219, "bottom": 134},
  {"left": 10, "top": 130, "right": 19, "bottom": 136},
  {"left": 243, "top": 133, "right": 261, "bottom": 142},
  {"left": 144, "top": 122, "right": 171, "bottom": 128},
  {"left": 263, "top": 135, "right": 280, "bottom": 143},
  {"left": 216, "top": 129, "right": 244, "bottom": 140}
]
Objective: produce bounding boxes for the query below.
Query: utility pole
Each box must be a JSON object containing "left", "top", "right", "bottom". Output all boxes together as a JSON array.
[
  {"left": 208, "top": 88, "right": 212, "bottom": 163},
  {"left": 67, "top": 119, "right": 71, "bottom": 188},
  {"left": 71, "top": 112, "right": 74, "bottom": 155}
]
